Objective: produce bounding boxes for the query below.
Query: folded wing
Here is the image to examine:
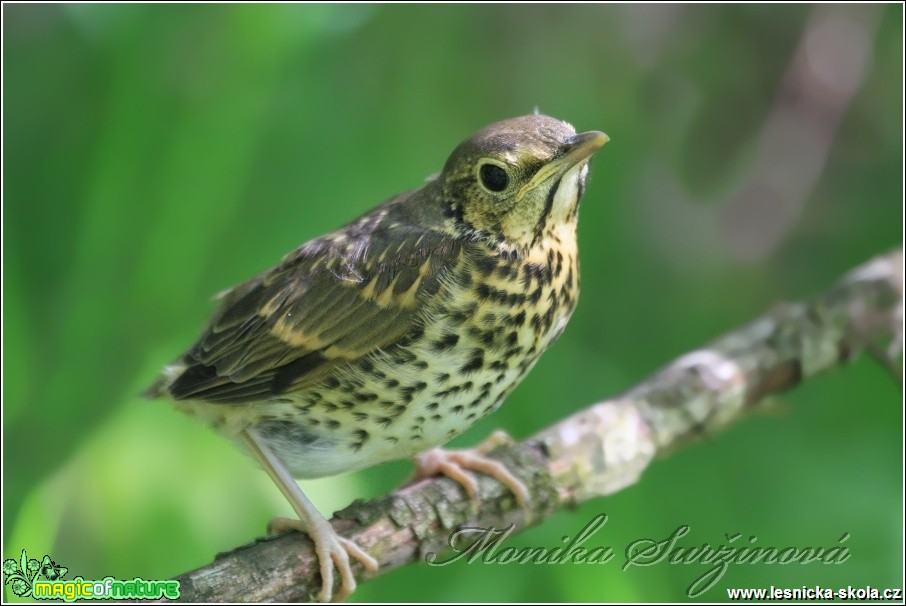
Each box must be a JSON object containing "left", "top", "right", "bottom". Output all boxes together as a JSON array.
[{"left": 151, "top": 224, "right": 461, "bottom": 404}]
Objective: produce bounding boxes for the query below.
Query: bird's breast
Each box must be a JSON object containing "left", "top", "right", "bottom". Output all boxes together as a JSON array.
[{"left": 232, "top": 229, "right": 580, "bottom": 479}]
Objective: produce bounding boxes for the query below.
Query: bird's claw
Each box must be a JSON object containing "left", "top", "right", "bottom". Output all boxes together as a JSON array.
[
  {"left": 267, "top": 516, "right": 379, "bottom": 603},
  {"left": 410, "top": 430, "right": 529, "bottom": 506}
]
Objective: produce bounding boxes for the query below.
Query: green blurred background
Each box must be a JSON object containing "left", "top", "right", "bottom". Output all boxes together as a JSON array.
[{"left": 3, "top": 3, "right": 902, "bottom": 602}]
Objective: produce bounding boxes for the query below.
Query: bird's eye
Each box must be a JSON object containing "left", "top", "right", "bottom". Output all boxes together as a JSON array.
[{"left": 478, "top": 162, "right": 510, "bottom": 193}]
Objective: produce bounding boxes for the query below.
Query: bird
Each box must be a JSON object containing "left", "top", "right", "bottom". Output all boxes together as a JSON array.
[{"left": 145, "top": 113, "right": 608, "bottom": 602}]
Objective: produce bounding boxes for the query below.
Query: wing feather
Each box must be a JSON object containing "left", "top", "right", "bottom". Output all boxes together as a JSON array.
[{"left": 157, "top": 219, "right": 461, "bottom": 404}]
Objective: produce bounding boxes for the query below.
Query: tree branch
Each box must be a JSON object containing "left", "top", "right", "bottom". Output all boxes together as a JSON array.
[{"left": 169, "top": 248, "right": 903, "bottom": 602}]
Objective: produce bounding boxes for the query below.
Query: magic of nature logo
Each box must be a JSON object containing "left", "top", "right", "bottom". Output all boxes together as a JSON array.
[{"left": 2, "top": 549, "right": 179, "bottom": 602}]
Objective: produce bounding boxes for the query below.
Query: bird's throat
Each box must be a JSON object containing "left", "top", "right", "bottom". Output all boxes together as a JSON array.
[{"left": 550, "top": 162, "right": 584, "bottom": 225}]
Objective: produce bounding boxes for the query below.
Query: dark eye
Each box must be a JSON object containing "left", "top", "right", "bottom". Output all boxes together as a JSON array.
[{"left": 479, "top": 163, "right": 509, "bottom": 192}]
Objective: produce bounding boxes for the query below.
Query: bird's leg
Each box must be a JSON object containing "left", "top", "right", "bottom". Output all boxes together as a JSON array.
[
  {"left": 241, "top": 429, "right": 378, "bottom": 603},
  {"left": 409, "top": 430, "right": 530, "bottom": 506}
]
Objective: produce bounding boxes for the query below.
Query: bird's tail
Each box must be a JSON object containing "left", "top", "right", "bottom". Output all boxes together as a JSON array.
[{"left": 141, "top": 363, "right": 187, "bottom": 399}]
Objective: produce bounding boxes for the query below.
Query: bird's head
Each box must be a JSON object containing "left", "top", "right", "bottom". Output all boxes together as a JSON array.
[{"left": 438, "top": 113, "right": 608, "bottom": 248}]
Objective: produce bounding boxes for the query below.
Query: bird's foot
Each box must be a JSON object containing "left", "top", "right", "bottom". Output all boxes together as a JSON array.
[
  {"left": 409, "top": 430, "right": 529, "bottom": 506},
  {"left": 268, "top": 516, "right": 379, "bottom": 603}
]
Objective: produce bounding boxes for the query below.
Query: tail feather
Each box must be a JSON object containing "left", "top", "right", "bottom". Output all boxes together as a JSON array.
[{"left": 141, "top": 363, "right": 187, "bottom": 399}]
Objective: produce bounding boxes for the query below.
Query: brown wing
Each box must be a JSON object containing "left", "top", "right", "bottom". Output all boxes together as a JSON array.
[{"left": 156, "top": 222, "right": 461, "bottom": 404}]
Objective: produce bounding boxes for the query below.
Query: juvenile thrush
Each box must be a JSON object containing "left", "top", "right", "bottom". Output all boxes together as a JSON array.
[{"left": 146, "top": 113, "right": 608, "bottom": 601}]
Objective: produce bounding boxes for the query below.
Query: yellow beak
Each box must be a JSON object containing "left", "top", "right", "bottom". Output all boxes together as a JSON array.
[
  {"left": 517, "top": 130, "right": 609, "bottom": 201},
  {"left": 557, "top": 131, "right": 609, "bottom": 171}
]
